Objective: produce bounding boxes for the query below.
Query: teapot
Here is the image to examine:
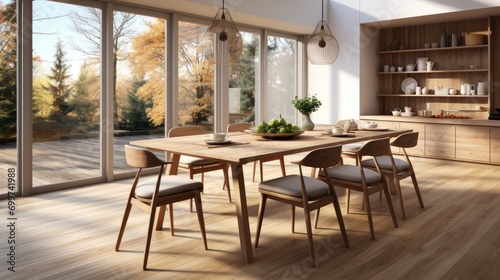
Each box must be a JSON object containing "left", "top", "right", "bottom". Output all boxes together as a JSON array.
[
  {"left": 426, "top": 61, "right": 434, "bottom": 71},
  {"left": 406, "top": 63, "right": 416, "bottom": 71},
  {"left": 392, "top": 108, "right": 401, "bottom": 116},
  {"left": 421, "top": 87, "right": 429, "bottom": 95}
]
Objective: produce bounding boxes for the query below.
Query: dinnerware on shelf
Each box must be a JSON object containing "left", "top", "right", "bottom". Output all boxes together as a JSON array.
[
  {"left": 392, "top": 108, "right": 401, "bottom": 116},
  {"left": 401, "top": 77, "right": 418, "bottom": 94}
]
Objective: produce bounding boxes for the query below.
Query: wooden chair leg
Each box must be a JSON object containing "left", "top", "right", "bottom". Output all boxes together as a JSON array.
[
  {"left": 364, "top": 193, "right": 376, "bottom": 240},
  {"left": 291, "top": 205, "right": 296, "bottom": 233},
  {"left": 411, "top": 174, "right": 425, "bottom": 208},
  {"left": 255, "top": 194, "right": 267, "bottom": 247},
  {"left": 169, "top": 204, "right": 174, "bottom": 236},
  {"left": 115, "top": 201, "right": 133, "bottom": 251},
  {"left": 223, "top": 164, "right": 231, "bottom": 203},
  {"left": 303, "top": 207, "right": 316, "bottom": 267},
  {"left": 383, "top": 185, "right": 399, "bottom": 228},
  {"left": 194, "top": 192, "right": 208, "bottom": 250},
  {"left": 330, "top": 190, "right": 350, "bottom": 248},
  {"left": 346, "top": 189, "right": 351, "bottom": 214},
  {"left": 143, "top": 205, "right": 157, "bottom": 270},
  {"left": 393, "top": 177, "right": 406, "bottom": 219},
  {"left": 156, "top": 205, "right": 166, "bottom": 231},
  {"left": 314, "top": 208, "right": 321, "bottom": 229},
  {"left": 279, "top": 156, "right": 286, "bottom": 176}
]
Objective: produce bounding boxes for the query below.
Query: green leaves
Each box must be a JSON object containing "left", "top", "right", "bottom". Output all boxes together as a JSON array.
[{"left": 292, "top": 94, "right": 322, "bottom": 115}]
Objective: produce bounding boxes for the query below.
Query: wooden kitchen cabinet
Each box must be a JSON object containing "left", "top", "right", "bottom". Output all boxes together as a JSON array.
[
  {"left": 456, "top": 126, "right": 490, "bottom": 161},
  {"left": 425, "top": 124, "right": 456, "bottom": 159},
  {"left": 491, "top": 128, "right": 500, "bottom": 163},
  {"left": 399, "top": 122, "right": 425, "bottom": 156}
]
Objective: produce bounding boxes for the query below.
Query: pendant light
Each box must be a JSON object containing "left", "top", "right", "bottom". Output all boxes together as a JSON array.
[
  {"left": 202, "top": 0, "right": 243, "bottom": 64},
  {"left": 307, "top": 0, "right": 339, "bottom": 64}
]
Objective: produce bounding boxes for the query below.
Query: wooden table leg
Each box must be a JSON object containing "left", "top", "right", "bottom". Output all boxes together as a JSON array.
[{"left": 231, "top": 163, "right": 253, "bottom": 263}]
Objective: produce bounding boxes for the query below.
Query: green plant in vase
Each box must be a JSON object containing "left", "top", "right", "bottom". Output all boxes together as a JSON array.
[{"left": 292, "top": 95, "right": 322, "bottom": 131}]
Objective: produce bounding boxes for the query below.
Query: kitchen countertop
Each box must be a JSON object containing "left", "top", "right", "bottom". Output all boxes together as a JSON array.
[{"left": 360, "top": 115, "right": 500, "bottom": 127}]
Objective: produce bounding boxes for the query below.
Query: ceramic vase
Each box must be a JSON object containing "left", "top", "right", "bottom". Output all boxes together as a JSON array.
[{"left": 301, "top": 115, "right": 315, "bottom": 131}]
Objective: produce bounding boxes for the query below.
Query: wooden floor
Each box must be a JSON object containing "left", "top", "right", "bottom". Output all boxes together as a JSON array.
[{"left": 1, "top": 155, "right": 499, "bottom": 279}]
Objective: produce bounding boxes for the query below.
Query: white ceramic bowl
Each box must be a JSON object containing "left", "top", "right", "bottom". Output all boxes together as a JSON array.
[
  {"left": 392, "top": 111, "right": 401, "bottom": 116},
  {"left": 331, "top": 127, "right": 344, "bottom": 135},
  {"left": 365, "top": 122, "right": 378, "bottom": 128}
]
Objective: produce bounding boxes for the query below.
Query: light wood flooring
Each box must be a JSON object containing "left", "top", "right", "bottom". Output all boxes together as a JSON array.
[{"left": 1, "top": 155, "right": 499, "bottom": 279}]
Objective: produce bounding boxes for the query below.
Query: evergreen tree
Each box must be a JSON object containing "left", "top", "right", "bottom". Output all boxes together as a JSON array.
[
  {"left": 0, "top": 1, "right": 17, "bottom": 138},
  {"left": 121, "top": 78, "right": 151, "bottom": 130},
  {"left": 42, "top": 39, "right": 73, "bottom": 116},
  {"left": 71, "top": 62, "right": 99, "bottom": 131}
]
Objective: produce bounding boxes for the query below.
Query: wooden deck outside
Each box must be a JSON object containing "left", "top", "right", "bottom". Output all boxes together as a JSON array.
[{"left": 0, "top": 134, "right": 164, "bottom": 191}]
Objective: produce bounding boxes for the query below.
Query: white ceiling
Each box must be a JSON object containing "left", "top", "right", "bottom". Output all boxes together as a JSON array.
[{"left": 112, "top": 0, "right": 319, "bottom": 34}]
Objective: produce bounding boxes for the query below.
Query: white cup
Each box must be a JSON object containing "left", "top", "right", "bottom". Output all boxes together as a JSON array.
[
  {"left": 404, "top": 107, "right": 412, "bottom": 113},
  {"left": 416, "top": 86, "right": 422, "bottom": 95},
  {"left": 210, "top": 133, "right": 228, "bottom": 142},
  {"left": 383, "top": 65, "right": 390, "bottom": 72},
  {"left": 332, "top": 127, "right": 344, "bottom": 135}
]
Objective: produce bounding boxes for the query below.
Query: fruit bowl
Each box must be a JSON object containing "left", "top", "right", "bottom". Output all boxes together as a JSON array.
[{"left": 249, "top": 131, "right": 304, "bottom": 139}]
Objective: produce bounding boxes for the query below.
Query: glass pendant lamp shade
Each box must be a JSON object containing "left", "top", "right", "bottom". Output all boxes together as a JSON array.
[
  {"left": 307, "top": 20, "right": 339, "bottom": 64},
  {"left": 202, "top": 7, "right": 243, "bottom": 64}
]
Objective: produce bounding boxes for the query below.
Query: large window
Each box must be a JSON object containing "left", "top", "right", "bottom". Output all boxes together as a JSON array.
[
  {"left": 6, "top": 1, "right": 303, "bottom": 195},
  {"left": 32, "top": 1, "right": 102, "bottom": 187},
  {"left": 266, "top": 35, "right": 297, "bottom": 123},
  {"left": 0, "top": 0, "right": 16, "bottom": 195},
  {"left": 112, "top": 11, "right": 166, "bottom": 174},
  {"left": 228, "top": 31, "right": 260, "bottom": 124},
  {"left": 177, "top": 21, "right": 214, "bottom": 131}
]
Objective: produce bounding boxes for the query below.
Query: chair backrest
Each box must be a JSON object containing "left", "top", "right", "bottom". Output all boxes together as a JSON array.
[
  {"left": 227, "top": 122, "right": 252, "bottom": 133},
  {"left": 390, "top": 132, "right": 419, "bottom": 149},
  {"left": 294, "top": 145, "right": 343, "bottom": 169},
  {"left": 124, "top": 145, "right": 165, "bottom": 169},
  {"left": 168, "top": 126, "right": 207, "bottom": 138},
  {"left": 357, "top": 138, "right": 391, "bottom": 158}
]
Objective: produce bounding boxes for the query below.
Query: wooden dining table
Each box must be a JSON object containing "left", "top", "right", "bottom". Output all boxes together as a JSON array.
[{"left": 130, "top": 124, "right": 412, "bottom": 264}]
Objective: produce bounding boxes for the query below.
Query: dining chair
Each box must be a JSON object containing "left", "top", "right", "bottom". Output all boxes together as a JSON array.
[
  {"left": 360, "top": 132, "right": 424, "bottom": 219},
  {"left": 317, "top": 138, "right": 398, "bottom": 240},
  {"left": 335, "top": 119, "right": 362, "bottom": 165},
  {"left": 168, "top": 126, "right": 231, "bottom": 204},
  {"left": 226, "top": 122, "right": 286, "bottom": 182},
  {"left": 116, "top": 145, "right": 207, "bottom": 270},
  {"left": 255, "top": 145, "right": 349, "bottom": 267}
]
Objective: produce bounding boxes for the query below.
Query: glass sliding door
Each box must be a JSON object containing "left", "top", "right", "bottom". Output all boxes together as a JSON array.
[
  {"left": 112, "top": 9, "right": 167, "bottom": 174},
  {"left": 0, "top": 0, "right": 16, "bottom": 196},
  {"left": 228, "top": 30, "right": 259, "bottom": 124},
  {"left": 177, "top": 20, "right": 214, "bottom": 132},
  {"left": 266, "top": 34, "right": 297, "bottom": 123},
  {"left": 32, "top": 1, "right": 102, "bottom": 187}
]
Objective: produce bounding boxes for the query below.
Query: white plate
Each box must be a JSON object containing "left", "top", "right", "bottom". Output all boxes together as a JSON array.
[
  {"left": 401, "top": 78, "right": 418, "bottom": 94},
  {"left": 204, "top": 139, "right": 232, "bottom": 145},
  {"left": 362, "top": 127, "right": 390, "bottom": 131}
]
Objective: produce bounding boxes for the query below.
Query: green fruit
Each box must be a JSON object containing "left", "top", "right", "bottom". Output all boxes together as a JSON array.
[
  {"left": 269, "top": 119, "right": 279, "bottom": 128},
  {"left": 267, "top": 128, "right": 277, "bottom": 134},
  {"left": 278, "top": 114, "right": 287, "bottom": 126},
  {"left": 279, "top": 127, "right": 288, "bottom": 134},
  {"left": 257, "top": 121, "right": 267, "bottom": 129},
  {"left": 256, "top": 127, "right": 266, "bottom": 133}
]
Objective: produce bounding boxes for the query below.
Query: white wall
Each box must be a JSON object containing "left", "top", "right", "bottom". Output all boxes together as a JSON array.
[
  {"left": 359, "top": 0, "right": 500, "bottom": 23},
  {"left": 309, "top": 0, "right": 500, "bottom": 125}
]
